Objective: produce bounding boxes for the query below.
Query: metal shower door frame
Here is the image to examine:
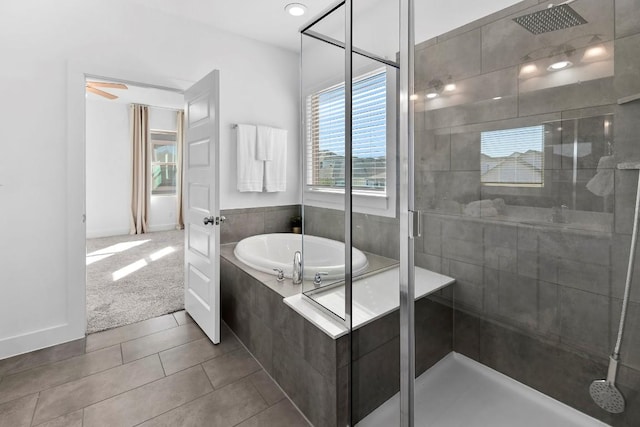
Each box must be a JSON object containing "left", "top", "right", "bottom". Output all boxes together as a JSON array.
[{"left": 299, "top": 1, "right": 416, "bottom": 424}]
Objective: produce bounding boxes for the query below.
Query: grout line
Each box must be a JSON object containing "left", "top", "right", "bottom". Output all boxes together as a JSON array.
[
  {"left": 29, "top": 392, "right": 40, "bottom": 427},
  {"left": 222, "top": 322, "right": 313, "bottom": 426},
  {"left": 4, "top": 342, "right": 87, "bottom": 378},
  {"left": 74, "top": 357, "right": 203, "bottom": 421},
  {"left": 163, "top": 342, "right": 239, "bottom": 377},
  {"left": 0, "top": 347, "right": 124, "bottom": 408},
  {"left": 120, "top": 328, "right": 204, "bottom": 365},
  {"left": 158, "top": 352, "right": 167, "bottom": 377},
  {"left": 18, "top": 353, "right": 162, "bottom": 423},
  {"left": 86, "top": 321, "right": 183, "bottom": 354},
  {"left": 129, "top": 366, "right": 215, "bottom": 427}
]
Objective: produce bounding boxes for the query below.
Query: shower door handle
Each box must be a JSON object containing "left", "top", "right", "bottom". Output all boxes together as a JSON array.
[{"left": 409, "top": 210, "right": 422, "bottom": 239}]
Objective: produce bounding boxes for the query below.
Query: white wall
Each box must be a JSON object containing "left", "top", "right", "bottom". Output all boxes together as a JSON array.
[
  {"left": 85, "top": 100, "right": 131, "bottom": 238},
  {"left": 0, "top": 0, "right": 300, "bottom": 358}
]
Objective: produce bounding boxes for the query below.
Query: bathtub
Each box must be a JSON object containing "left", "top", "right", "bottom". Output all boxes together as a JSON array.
[{"left": 233, "top": 233, "right": 369, "bottom": 280}]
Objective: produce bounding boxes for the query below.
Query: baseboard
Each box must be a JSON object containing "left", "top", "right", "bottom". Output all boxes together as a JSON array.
[
  {"left": 0, "top": 322, "right": 85, "bottom": 360},
  {"left": 147, "top": 224, "right": 178, "bottom": 233},
  {"left": 86, "top": 227, "right": 130, "bottom": 239}
]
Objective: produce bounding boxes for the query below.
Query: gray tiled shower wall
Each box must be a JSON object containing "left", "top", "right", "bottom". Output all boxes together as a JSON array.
[{"left": 412, "top": 0, "right": 640, "bottom": 425}]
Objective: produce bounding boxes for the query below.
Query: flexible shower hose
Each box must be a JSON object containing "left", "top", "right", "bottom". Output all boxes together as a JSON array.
[{"left": 613, "top": 167, "right": 640, "bottom": 358}]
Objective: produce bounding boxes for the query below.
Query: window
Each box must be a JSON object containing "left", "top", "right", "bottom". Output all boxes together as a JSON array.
[
  {"left": 306, "top": 70, "right": 387, "bottom": 193},
  {"left": 150, "top": 130, "right": 178, "bottom": 195},
  {"left": 481, "top": 125, "right": 544, "bottom": 187}
]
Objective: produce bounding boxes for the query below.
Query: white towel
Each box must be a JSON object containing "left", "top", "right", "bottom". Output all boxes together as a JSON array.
[
  {"left": 236, "top": 124, "right": 263, "bottom": 192},
  {"left": 264, "top": 128, "right": 287, "bottom": 192},
  {"left": 256, "top": 126, "right": 274, "bottom": 161}
]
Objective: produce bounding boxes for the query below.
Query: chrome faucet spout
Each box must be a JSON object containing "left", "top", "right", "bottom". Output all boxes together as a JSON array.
[{"left": 292, "top": 251, "right": 302, "bottom": 285}]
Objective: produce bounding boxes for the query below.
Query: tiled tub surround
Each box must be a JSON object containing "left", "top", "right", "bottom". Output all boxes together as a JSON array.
[
  {"left": 412, "top": 0, "right": 640, "bottom": 424},
  {"left": 220, "top": 244, "right": 454, "bottom": 426},
  {"left": 220, "top": 205, "right": 301, "bottom": 244}
]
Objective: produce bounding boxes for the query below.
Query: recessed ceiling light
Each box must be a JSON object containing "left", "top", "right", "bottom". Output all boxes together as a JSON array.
[
  {"left": 520, "top": 63, "right": 538, "bottom": 75},
  {"left": 583, "top": 45, "right": 607, "bottom": 61},
  {"left": 409, "top": 94, "right": 418, "bottom": 101},
  {"left": 285, "top": 3, "right": 306, "bottom": 16},
  {"left": 444, "top": 83, "right": 456, "bottom": 92},
  {"left": 492, "top": 96, "right": 502, "bottom": 100},
  {"left": 547, "top": 61, "right": 572, "bottom": 71},
  {"left": 426, "top": 92, "right": 438, "bottom": 99}
]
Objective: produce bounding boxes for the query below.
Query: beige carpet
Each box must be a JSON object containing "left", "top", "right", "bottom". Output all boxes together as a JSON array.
[{"left": 86, "top": 230, "right": 184, "bottom": 333}]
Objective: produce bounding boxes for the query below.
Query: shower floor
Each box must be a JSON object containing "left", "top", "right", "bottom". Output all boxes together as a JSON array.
[{"left": 357, "top": 352, "right": 608, "bottom": 427}]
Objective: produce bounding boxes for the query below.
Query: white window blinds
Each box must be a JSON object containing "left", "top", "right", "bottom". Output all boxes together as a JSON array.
[
  {"left": 306, "top": 70, "right": 387, "bottom": 192},
  {"left": 481, "top": 125, "right": 544, "bottom": 186}
]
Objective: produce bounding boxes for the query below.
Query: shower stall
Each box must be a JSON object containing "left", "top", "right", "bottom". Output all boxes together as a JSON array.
[{"left": 295, "top": 0, "right": 640, "bottom": 426}]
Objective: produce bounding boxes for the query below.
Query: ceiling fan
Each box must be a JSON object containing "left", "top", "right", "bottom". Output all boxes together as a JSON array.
[{"left": 85, "top": 81, "right": 128, "bottom": 100}]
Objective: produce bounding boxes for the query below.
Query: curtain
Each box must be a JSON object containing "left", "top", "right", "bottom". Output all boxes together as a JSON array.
[
  {"left": 129, "top": 104, "right": 149, "bottom": 235},
  {"left": 176, "top": 110, "right": 185, "bottom": 230}
]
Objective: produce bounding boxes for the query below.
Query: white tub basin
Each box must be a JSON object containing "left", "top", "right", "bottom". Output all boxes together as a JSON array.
[{"left": 233, "top": 233, "right": 369, "bottom": 280}]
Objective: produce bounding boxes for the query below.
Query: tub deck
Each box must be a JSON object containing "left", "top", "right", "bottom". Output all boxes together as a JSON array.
[{"left": 287, "top": 267, "right": 455, "bottom": 338}]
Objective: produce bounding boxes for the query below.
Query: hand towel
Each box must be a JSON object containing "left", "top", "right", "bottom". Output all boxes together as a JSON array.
[
  {"left": 236, "top": 124, "right": 263, "bottom": 192},
  {"left": 264, "top": 128, "right": 287, "bottom": 192},
  {"left": 256, "top": 125, "right": 274, "bottom": 161}
]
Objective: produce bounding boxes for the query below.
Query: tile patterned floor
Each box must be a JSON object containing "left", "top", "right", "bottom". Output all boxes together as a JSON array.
[{"left": 0, "top": 312, "right": 310, "bottom": 427}]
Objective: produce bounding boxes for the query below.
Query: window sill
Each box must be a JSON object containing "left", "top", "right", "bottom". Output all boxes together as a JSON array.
[{"left": 304, "top": 187, "right": 395, "bottom": 218}]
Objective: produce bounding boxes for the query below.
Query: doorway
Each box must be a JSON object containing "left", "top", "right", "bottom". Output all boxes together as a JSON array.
[{"left": 84, "top": 77, "right": 186, "bottom": 333}]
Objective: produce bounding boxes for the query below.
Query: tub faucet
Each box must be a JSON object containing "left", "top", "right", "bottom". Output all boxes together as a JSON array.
[
  {"left": 292, "top": 251, "right": 302, "bottom": 285},
  {"left": 273, "top": 268, "right": 284, "bottom": 282},
  {"left": 314, "top": 272, "right": 328, "bottom": 286}
]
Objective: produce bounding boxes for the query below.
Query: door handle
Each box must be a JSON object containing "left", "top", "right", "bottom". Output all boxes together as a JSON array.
[{"left": 203, "top": 216, "right": 226, "bottom": 226}]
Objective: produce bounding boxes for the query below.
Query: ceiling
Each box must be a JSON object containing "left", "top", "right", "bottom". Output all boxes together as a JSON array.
[
  {"left": 86, "top": 79, "right": 184, "bottom": 109},
  {"left": 129, "top": 0, "right": 523, "bottom": 53}
]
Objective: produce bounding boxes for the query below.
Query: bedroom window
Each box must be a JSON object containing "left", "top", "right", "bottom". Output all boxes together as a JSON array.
[{"left": 150, "top": 130, "right": 178, "bottom": 195}]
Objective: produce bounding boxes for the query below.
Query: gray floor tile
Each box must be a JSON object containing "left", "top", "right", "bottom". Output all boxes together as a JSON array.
[
  {"left": 32, "top": 355, "right": 164, "bottom": 425},
  {"left": 138, "top": 378, "right": 268, "bottom": 427},
  {"left": 82, "top": 365, "right": 212, "bottom": 427},
  {"left": 86, "top": 314, "right": 178, "bottom": 353},
  {"left": 172, "top": 310, "right": 193, "bottom": 326},
  {"left": 0, "top": 338, "right": 86, "bottom": 377},
  {"left": 0, "top": 345, "right": 121, "bottom": 405},
  {"left": 34, "top": 410, "right": 83, "bottom": 427},
  {"left": 0, "top": 393, "right": 38, "bottom": 427},
  {"left": 121, "top": 323, "right": 205, "bottom": 363},
  {"left": 202, "top": 348, "right": 261, "bottom": 389},
  {"left": 236, "top": 399, "right": 310, "bottom": 427},
  {"left": 159, "top": 333, "right": 240, "bottom": 376},
  {"left": 247, "top": 371, "right": 285, "bottom": 406}
]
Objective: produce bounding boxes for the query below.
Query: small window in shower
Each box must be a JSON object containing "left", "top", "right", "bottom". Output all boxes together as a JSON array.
[
  {"left": 481, "top": 125, "right": 544, "bottom": 187},
  {"left": 306, "top": 69, "right": 387, "bottom": 193}
]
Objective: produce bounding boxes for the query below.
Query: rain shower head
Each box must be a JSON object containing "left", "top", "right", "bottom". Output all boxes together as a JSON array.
[{"left": 513, "top": 2, "right": 587, "bottom": 35}]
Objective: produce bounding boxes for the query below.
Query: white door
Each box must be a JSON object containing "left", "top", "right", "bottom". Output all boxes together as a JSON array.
[{"left": 183, "top": 70, "right": 221, "bottom": 344}]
